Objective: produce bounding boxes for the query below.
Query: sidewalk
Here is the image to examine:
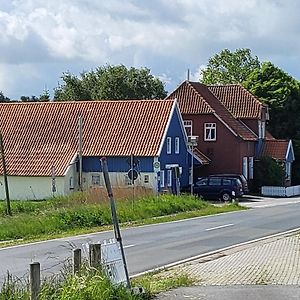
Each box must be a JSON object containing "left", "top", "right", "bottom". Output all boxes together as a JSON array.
[{"left": 156, "top": 231, "right": 300, "bottom": 299}]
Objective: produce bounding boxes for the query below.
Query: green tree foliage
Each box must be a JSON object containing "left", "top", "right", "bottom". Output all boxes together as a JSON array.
[
  {"left": 244, "top": 62, "right": 300, "bottom": 138},
  {"left": 54, "top": 65, "right": 167, "bottom": 101},
  {"left": 253, "top": 156, "right": 285, "bottom": 192},
  {"left": 201, "top": 48, "right": 260, "bottom": 84},
  {"left": 0, "top": 91, "right": 10, "bottom": 103}
]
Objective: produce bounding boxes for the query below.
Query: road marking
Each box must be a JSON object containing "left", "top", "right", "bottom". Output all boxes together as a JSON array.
[
  {"left": 205, "top": 224, "right": 234, "bottom": 231},
  {"left": 124, "top": 244, "right": 135, "bottom": 249}
]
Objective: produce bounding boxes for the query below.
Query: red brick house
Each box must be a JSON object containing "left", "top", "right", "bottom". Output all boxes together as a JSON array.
[{"left": 167, "top": 81, "right": 295, "bottom": 185}]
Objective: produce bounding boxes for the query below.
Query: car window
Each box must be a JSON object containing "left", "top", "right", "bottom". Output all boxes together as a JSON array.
[
  {"left": 209, "top": 178, "right": 222, "bottom": 186},
  {"left": 223, "top": 179, "right": 231, "bottom": 186},
  {"left": 196, "top": 178, "right": 208, "bottom": 186}
]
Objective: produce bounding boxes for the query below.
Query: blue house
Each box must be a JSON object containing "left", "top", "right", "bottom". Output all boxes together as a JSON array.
[{"left": 0, "top": 100, "right": 204, "bottom": 200}]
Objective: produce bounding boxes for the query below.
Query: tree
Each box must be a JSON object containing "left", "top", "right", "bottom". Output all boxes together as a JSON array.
[
  {"left": 54, "top": 65, "right": 167, "bottom": 101},
  {"left": 39, "top": 89, "right": 50, "bottom": 102},
  {"left": 201, "top": 48, "right": 260, "bottom": 85},
  {"left": 253, "top": 156, "right": 285, "bottom": 192},
  {"left": 20, "top": 95, "right": 39, "bottom": 102},
  {"left": 244, "top": 62, "right": 300, "bottom": 138},
  {"left": 0, "top": 91, "right": 10, "bottom": 103}
]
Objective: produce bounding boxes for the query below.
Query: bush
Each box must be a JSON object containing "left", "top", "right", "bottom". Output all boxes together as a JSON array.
[{"left": 253, "top": 156, "right": 285, "bottom": 192}]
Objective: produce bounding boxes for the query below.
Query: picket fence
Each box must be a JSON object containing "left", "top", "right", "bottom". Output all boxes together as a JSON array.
[{"left": 261, "top": 185, "right": 300, "bottom": 197}]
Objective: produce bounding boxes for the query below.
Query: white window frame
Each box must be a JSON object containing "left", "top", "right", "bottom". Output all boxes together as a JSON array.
[
  {"left": 69, "top": 176, "right": 74, "bottom": 190},
  {"left": 167, "top": 169, "right": 172, "bottom": 187},
  {"left": 92, "top": 174, "right": 101, "bottom": 186},
  {"left": 160, "top": 171, "right": 165, "bottom": 187},
  {"left": 167, "top": 137, "right": 172, "bottom": 154},
  {"left": 175, "top": 137, "right": 180, "bottom": 154},
  {"left": 183, "top": 120, "right": 193, "bottom": 137},
  {"left": 144, "top": 174, "right": 149, "bottom": 184},
  {"left": 204, "top": 123, "right": 216, "bottom": 141}
]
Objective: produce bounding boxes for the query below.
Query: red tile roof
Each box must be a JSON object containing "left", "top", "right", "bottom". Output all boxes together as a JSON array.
[
  {"left": 0, "top": 100, "right": 175, "bottom": 176},
  {"left": 261, "top": 140, "right": 289, "bottom": 161},
  {"left": 208, "top": 84, "right": 264, "bottom": 119},
  {"left": 167, "top": 81, "right": 257, "bottom": 141},
  {"left": 193, "top": 148, "right": 211, "bottom": 165}
]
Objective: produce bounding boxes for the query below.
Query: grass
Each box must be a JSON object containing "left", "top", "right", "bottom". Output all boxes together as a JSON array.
[
  {"left": 0, "top": 263, "right": 195, "bottom": 300},
  {"left": 0, "top": 191, "right": 245, "bottom": 245}
]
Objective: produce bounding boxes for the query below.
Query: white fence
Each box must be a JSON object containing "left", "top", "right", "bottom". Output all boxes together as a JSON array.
[{"left": 261, "top": 185, "right": 300, "bottom": 197}]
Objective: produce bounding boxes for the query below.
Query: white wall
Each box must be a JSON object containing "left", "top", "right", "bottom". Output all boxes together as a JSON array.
[
  {"left": 0, "top": 171, "right": 156, "bottom": 200},
  {"left": 81, "top": 171, "right": 157, "bottom": 190},
  {"left": 0, "top": 176, "right": 65, "bottom": 200}
]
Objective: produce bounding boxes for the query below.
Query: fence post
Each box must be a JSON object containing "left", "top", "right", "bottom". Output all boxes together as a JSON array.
[
  {"left": 30, "top": 262, "right": 40, "bottom": 300},
  {"left": 73, "top": 248, "right": 82, "bottom": 274},
  {"left": 89, "top": 243, "right": 101, "bottom": 268}
]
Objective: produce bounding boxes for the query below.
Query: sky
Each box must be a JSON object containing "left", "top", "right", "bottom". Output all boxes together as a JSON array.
[{"left": 1, "top": 0, "right": 300, "bottom": 99}]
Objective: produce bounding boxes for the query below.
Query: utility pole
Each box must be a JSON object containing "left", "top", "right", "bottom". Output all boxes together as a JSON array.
[
  {"left": 0, "top": 132, "right": 11, "bottom": 216},
  {"left": 78, "top": 116, "right": 83, "bottom": 191}
]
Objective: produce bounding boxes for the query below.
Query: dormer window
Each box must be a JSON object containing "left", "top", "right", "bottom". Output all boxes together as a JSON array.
[
  {"left": 204, "top": 123, "right": 216, "bottom": 141},
  {"left": 184, "top": 120, "right": 192, "bottom": 137}
]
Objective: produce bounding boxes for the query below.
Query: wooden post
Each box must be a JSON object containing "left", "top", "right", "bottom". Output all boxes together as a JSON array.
[
  {"left": 0, "top": 132, "right": 11, "bottom": 216},
  {"left": 30, "top": 262, "right": 40, "bottom": 300},
  {"left": 89, "top": 243, "right": 101, "bottom": 268},
  {"left": 73, "top": 248, "right": 81, "bottom": 274}
]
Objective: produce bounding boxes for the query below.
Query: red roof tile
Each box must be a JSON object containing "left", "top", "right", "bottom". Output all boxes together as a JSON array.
[
  {"left": 262, "top": 140, "right": 289, "bottom": 161},
  {"left": 167, "top": 81, "right": 257, "bottom": 141},
  {"left": 208, "top": 84, "right": 264, "bottom": 119},
  {"left": 0, "top": 100, "right": 175, "bottom": 176}
]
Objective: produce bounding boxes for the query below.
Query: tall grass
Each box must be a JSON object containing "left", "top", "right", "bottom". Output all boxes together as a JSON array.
[
  {"left": 0, "top": 266, "right": 146, "bottom": 300},
  {"left": 0, "top": 192, "right": 243, "bottom": 242}
]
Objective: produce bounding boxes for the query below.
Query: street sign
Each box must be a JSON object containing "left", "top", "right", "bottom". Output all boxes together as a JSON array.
[
  {"left": 127, "top": 169, "right": 138, "bottom": 181},
  {"left": 153, "top": 161, "right": 160, "bottom": 172}
]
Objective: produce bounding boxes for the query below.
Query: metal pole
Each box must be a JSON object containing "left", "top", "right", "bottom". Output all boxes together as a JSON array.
[
  {"left": 100, "top": 157, "right": 131, "bottom": 289},
  {"left": 0, "top": 132, "right": 11, "bottom": 216},
  {"left": 78, "top": 116, "right": 83, "bottom": 191}
]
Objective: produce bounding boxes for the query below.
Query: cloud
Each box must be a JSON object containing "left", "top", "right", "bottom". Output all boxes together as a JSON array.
[{"left": 0, "top": 0, "right": 300, "bottom": 98}]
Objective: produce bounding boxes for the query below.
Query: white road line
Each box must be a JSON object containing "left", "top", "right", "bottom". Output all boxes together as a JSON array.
[
  {"left": 124, "top": 244, "right": 135, "bottom": 249},
  {"left": 205, "top": 223, "right": 234, "bottom": 231}
]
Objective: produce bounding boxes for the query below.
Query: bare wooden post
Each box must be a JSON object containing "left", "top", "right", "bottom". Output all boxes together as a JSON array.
[
  {"left": 89, "top": 243, "right": 101, "bottom": 268},
  {"left": 30, "top": 262, "right": 40, "bottom": 300},
  {"left": 73, "top": 248, "right": 81, "bottom": 274},
  {"left": 0, "top": 132, "right": 11, "bottom": 216}
]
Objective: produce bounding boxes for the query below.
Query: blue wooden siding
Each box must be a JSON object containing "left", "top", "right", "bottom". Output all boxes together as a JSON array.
[
  {"left": 159, "top": 108, "right": 190, "bottom": 187},
  {"left": 82, "top": 156, "right": 154, "bottom": 173}
]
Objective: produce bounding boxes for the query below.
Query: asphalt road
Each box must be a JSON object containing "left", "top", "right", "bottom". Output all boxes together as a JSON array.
[{"left": 1, "top": 199, "right": 300, "bottom": 284}]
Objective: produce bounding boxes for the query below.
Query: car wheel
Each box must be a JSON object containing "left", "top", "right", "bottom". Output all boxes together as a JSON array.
[{"left": 221, "top": 192, "right": 231, "bottom": 202}]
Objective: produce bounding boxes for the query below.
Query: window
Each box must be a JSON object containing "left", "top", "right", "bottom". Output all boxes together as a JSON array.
[
  {"left": 223, "top": 179, "right": 231, "bottom": 186},
  {"left": 167, "top": 169, "right": 172, "bottom": 187},
  {"left": 175, "top": 137, "right": 180, "bottom": 154},
  {"left": 69, "top": 176, "right": 74, "bottom": 190},
  {"left": 243, "top": 157, "right": 248, "bottom": 179},
  {"left": 92, "top": 175, "right": 101, "bottom": 186},
  {"left": 209, "top": 178, "right": 222, "bottom": 186},
  {"left": 160, "top": 171, "right": 165, "bottom": 187},
  {"left": 249, "top": 157, "right": 254, "bottom": 179},
  {"left": 204, "top": 123, "right": 216, "bottom": 141},
  {"left": 144, "top": 174, "right": 149, "bottom": 184},
  {"left": 196, "top": 178, "right": 208, "bottom": 186},
  {"left": 167, "top": 137, "right": 172, "bottom": 154},
  {"left": 184, "top": 120, "right": 192, "bottom": 137}
]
